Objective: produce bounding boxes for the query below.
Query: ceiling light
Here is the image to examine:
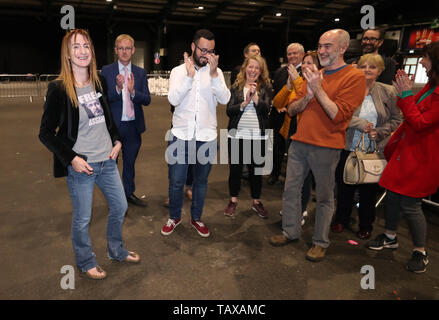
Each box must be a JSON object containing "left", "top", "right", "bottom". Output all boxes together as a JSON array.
[
  {"left": 249, "top": 1, "right": 256, "bottom": 4},
  {"left": 196, "top": 6, "right": 204, "bottom": 10},
  {"left": 334, "top": 18, "right": 340, "bottom": 22},
  {"left": 106, "top": 0, "right": 112, "bottom": 2},
  {"left": 276, "top": 13, "right": 282, "bottom": 17}
]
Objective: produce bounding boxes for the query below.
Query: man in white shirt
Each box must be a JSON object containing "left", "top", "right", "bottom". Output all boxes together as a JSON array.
[{"left": 161, "top": 29, "right": 231, "bottom": 238}]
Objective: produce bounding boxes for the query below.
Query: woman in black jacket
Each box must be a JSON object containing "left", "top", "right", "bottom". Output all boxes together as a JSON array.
[
  {"left": 39, "top": 29, "right": 139, "bottom": 280},
  {"left": 224, "top": 55, "right": 272, "bottom": 218}
]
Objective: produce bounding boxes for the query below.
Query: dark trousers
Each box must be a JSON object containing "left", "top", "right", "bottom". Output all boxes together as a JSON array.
[
  {"left": 228, "top": 138, "right": 265, "bottom": 199},
  {"left": 269, "top": 109, "right": 285, "bottom": 179},
  {"left": 118, "top": 121, "right": 142, "bottom": 197},
  {"left": 334, "top": 149, "right": 379, "bottom": 232},
  {"left": 185, "top": 165, "right": 194, "bottom": 187},
  {"left": 385, "top": 190, "right": 426, "bottom": 248}
]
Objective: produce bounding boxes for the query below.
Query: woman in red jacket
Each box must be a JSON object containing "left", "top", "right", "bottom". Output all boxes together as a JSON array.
[{"left": 366, "top": 41, "right": 439, "bottom": 273}]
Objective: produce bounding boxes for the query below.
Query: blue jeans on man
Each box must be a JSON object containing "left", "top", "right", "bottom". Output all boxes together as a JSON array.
[
  {"left": 66, "top": 159, "right": 129, "bottom": 272},
  {"left": 167, "top": 136, "right": 217, "bottom": 221}
]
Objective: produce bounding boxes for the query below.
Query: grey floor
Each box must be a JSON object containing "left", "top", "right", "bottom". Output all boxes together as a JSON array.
[{"left": 1, "top": 96, "right": 439, "bottom": 300}]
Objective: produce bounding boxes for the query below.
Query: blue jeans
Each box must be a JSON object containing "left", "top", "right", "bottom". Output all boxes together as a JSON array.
[
  {"left": 66, "top": 159, "right": 129, "bottom": 272},
  {"left": 167, "top": 137, "right": 217, "bottom": 221}
]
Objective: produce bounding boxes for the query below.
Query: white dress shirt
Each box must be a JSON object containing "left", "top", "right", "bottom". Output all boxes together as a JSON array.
[
  {"left": 117, "top": 61, "right": 135, "bottom": 121},
  {"left": 168, "top": 63, "right": 231, "bottom": 141}
]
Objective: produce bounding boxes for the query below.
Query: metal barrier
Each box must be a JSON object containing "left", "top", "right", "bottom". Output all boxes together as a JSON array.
[
  {"left": 223, "top": 71, "right": 231, "bottom": 88},
  {"left": 147, "top": 73, "right": 170, "bottom": 96},
  {"left": 0, "top": 70, "right": 233, "bottom": 100},
  {"left": 39, "top": 74, "right": 59, "bottom": 101},
  {"left": 0, "top": 74, "right": 40, "bottom": 102}
]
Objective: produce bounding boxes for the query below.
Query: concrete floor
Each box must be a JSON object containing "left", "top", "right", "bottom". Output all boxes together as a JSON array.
[{"left": 1, "top": 95, "right": 439, "bottom": 300}]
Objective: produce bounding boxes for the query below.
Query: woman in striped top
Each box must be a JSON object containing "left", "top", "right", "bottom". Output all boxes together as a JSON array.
[{"left": 224, "top": 55, "right": 272, "bottom": 218}]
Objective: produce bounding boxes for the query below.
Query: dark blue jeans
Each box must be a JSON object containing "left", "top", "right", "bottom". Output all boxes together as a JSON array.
[{"left": 166, "top": 136, "right": 217, "bottom": 221}]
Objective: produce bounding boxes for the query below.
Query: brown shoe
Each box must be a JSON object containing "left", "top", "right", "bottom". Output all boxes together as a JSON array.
[
  {"left": 270, "top": 234, "right": 297, "bottom": 247},
  {"left": 124, "top": 251, "right": 140, "bottom": 263},
  {"left": 224, "top": 201, "right": 237, "bottom": 217},
  {"left": 306, "top": 244, "right": 326, "bottom": 262},
  {"left": 357, "top": 230, "right": 372, "bottom": 240},
  {"left": 85, "top": 266, "right": 107, "bottom": 280}
]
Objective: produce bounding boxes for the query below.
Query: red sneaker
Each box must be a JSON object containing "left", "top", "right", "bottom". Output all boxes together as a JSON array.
[
  {"left": 161, "top": 218, "right": 181, "bottom": 236},
  {"left": 191, "top": 220, "right": 210, "bottom": 237},
  {"left": 224, "top": 201, "right": 237, "bottom": 217},
  {"left": 252, "top": 201, "right": 268, "bottom": 219}
]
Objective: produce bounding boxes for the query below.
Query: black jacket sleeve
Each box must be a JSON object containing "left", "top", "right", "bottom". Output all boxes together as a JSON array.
[{"left": 38, "top": 82, "right": 78, "bottom": 167}]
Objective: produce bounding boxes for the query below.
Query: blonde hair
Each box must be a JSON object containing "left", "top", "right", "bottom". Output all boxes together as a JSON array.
[
  {"left": 232, "top": 55, "right": 271, "bottom": 91},
  {"left": 115, "top": 34, "right": 135, "bottom": 47},
  {"left": 358, "top": 53, "right": 385, "bottom": 72},
  {"left": 57, "top": 29, "right": 102, "bottom": 107}
]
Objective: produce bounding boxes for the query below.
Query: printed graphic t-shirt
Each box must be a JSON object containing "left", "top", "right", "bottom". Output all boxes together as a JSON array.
[{"left": 72, "top": 84, "right": 113, "bottom": 163}]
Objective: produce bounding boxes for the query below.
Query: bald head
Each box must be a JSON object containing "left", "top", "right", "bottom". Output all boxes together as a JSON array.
[
  {"left": 317, "top": 29, "right": 350, "bottom": 70},
  {"left": 321, "top": 29, "right": 350, "bottom": 49}
]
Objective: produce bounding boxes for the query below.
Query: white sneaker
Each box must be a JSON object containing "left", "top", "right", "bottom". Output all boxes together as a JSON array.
[
  {"left": 279, "top": 210, "right": 283, "bottom": 216},
  {"left": 302, "top": 211, "right": 308, "bottom": 217},
  {"left": 301, "top": 218, "right": 305, "bottom": 226}
]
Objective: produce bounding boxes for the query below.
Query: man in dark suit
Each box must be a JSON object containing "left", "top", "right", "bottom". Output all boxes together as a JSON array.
[
  {"left": 268, "top": 43, "right": 304, "bottom": 185},
  {"left": 102, "top": 34, "right": 151, "bottom": 207}
]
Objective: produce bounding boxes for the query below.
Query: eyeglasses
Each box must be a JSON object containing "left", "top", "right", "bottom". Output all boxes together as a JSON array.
[
  {"left": 362, "top": 37, "right": 380, "bottom": 43},
  {"left": 193, "top": 42, "right": 215, "bottom": 55},
  {"left": 117, "top": 47, "right": 133, "bottom": 52}
]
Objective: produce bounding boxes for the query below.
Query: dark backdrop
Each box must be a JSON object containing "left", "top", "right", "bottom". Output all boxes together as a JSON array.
[{"left": 0, "top": 17, "right": 320, "bottom": 75}]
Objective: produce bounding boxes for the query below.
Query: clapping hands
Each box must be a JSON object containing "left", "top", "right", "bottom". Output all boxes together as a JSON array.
[
  {"left": 393, "top": 69, "right": 413, "bottom": 95},
  {"left": 184, "top": 52, "right": 195, "bottom": 78}
]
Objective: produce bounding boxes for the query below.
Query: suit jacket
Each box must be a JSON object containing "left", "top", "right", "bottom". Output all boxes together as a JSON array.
[
  {"left": 226, "top": 83, "right": 273, "bottom": 137},
  {"left": 101, "top": 62, "right": 151, "bottom": 134},
  {"left": 230, "top": 64, "right": 241, "bottom": 87},
  {"left": 272, "top": 65, "right": 302, "bottom": 96},
  {"left": 38, "top": 75, "right": 121, "bottom": 178},
  {"left": 345, "top": 82, "right": 402, "bottom": 152}
]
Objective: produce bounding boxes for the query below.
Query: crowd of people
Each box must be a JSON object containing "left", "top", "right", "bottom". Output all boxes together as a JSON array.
[{"left": 39, "top": 27, "right": 439, "bottom": 280}]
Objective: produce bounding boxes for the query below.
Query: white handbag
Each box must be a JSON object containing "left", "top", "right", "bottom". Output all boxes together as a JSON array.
[{"left": 343, "top": 133, "right": 387, "bottom": 185}]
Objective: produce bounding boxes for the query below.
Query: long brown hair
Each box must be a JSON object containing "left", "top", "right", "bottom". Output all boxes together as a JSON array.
[
  {"left": 233, "top": 55, "right": 271, "bottom": 91},
  {"left": 423, "top": 41, "right": 439, "bottom": 86},
  {"left": 57, "top": 29, "right": 102, "bottom": 107}
]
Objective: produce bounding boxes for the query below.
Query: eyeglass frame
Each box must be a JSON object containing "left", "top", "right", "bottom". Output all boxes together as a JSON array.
[
  {"left": 193, "top": 41, "right": 215, "bottom": 55},
  {"left": 361, "top": 37, "right": 381, "bottom": 43},
  {"left": 116, "top": 46, "right": 133, "bottom": 52}
]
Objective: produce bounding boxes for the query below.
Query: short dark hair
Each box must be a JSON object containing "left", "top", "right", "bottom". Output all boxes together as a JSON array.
[
  {"left": 243, "top": 43, "right": 259, "bottom": 56},
  {"left": 362, "top": 27, "right": 386, "bottom": 40},
  {"left": 193, "top": 29, "right": 215, "bottom": 43}
]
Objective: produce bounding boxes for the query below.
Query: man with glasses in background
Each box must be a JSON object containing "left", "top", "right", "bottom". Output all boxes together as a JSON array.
[
  {"left": 102, "top": 34, "right": 151, "bottom": 208},
  {"left": 347, "top": 28, "right": 397, "bottom": 84},
  {"left": 161, "top": 29, "right": 230, "bottom": 238}
]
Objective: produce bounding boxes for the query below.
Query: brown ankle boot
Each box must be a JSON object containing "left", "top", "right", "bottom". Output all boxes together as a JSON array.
[{"left": 306, "top": 244, "right": 326, "bottom": 262}]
